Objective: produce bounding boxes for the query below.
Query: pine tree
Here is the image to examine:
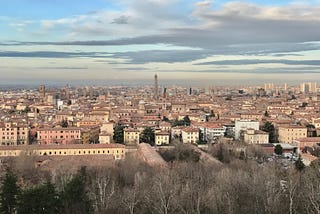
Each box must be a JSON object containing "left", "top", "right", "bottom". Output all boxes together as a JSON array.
[
  {"left": 274, "top": 144, "right": 283, "bottom": 155},
  {"left": 0, "top": 169, "right": 20, "bottom": 214},
  {"left": 183, "top": 115, "right": 191, "bottom": 126},
  {"left": 295, "top": 155, "right": 305, "bottom": 172},
  {"left": 17, "top": 181, "right": 61, "bottom": 214},
  {"left": 113, "top": 125, "right": 125, "bottom": 144},
  {"left": 60, "top": 167, "right": 92, "bottom": 214},
  {"left": 140, "top": 127, "right": 155, "bottom": 146},
  {"left": 261, "top": 121, "right": 275, "bottom": 143}
]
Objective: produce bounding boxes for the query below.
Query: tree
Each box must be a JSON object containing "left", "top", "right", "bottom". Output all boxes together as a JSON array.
[
  {"left": 22, "top": 106, "right": 31, "bottom": 113},
  {"left": 113, "top": 125, "right": 125, "bottom": 144},
  {"left": 295, "top": 155, "right": 305, "bottom": 172},
  {"left": 0, "top": 170, "right": 20, "bottom": 214},
  {"left": 60, "top": 119, "right": 68, "bottom": 128},
  {"left": 261, "top": 121, "right": 275, "bottom": 143},
  {"left": 162, "top": 116, "right": 170, "bottom": 122},
  {"left": 206, "top": 110, "right": 215, "bottom": 122},
  {"left": 17, "top": 181, "right": 61, "bottom": 214},
  {"left": 301, "top": 102, "right": 308, "bottom": 108},
  {"left": 60, "top": 167, "right": 92, "bottom": 214},
  {"left": 274, "top": 144, "right": 283, "bottom": 155},
  {"left": 87, "top": 169, "right": 116, "bottom": 213},
  {"left": 140, "top": 127, "right": 155, "bottom": 146},
  {"left": 183, "top": 116, "right": 191, "bottom": 126}
]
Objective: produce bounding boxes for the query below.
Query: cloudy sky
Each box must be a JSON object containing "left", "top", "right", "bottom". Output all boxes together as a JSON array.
[{"left": 1, "top": 0, "right": 320, "bottom": 86}]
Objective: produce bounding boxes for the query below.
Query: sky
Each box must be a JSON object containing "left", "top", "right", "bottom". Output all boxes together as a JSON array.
[{"left": 1, "top": 0, "right": 320, "bottom": 86}]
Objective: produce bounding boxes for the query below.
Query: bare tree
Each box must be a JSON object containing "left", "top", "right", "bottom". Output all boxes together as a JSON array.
[{"left": 87, "top": 168, "right": 116, "bottom": 213}]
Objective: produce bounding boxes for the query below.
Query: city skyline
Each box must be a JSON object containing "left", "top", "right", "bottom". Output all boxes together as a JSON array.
[{"left": 1, "top": 0, "right": 320, "bottom": 85}]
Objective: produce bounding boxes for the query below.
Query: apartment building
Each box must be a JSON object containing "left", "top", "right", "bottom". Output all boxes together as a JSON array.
[
  {"left": 234, "top": 120, "right": 259, "bottom": 140},
  {"left": 37, "top": 127, "right": 81, "bottom": 145},
  {"left": 99, "top": 132, "right": 112, "bottom": 144},
  {"left": 192, "top": 122, "right": 226, "bottom": 143},
  {"left": 278, "top": 125, "right": 307, "bottom": 144},
  {"left": 0, "top": 122, "right": 29, "bottom": 146},
  {"left": 124, "top": 128, "right": 140, "bottom": 144},
  {"left": 155, "top": 131, "right": 170, "bottom": 145},
  {"left": 244, "top": 129, "right": 269, "bottom": 144},
  {"left": 181, "top": 127, "right": 199, "bottom": 144}
]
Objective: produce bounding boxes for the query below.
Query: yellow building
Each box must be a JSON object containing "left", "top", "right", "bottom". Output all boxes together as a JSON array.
[
  {"left": 124, "top": 128, "right": 140, "bottom": 144},
  {"left": 244, "top": 129, "right": 269, "bottom": 144},
  {"left": 155, "top": 131, "right": 170, "bottom": 145},
  {"left": 0, "top": 144, "right": 125, "bottom": 160},
  {"left": 181, "top": 127, "right": 199, "bottom": 144},
  {"left": 99, "top": 132, "right": 112, "bottom": 144},
  {"left": 278, "top": 125, "right": 307, "bottom": 144}
]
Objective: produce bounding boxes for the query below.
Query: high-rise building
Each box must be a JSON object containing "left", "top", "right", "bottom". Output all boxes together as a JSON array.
[
  {"left": 39, "top": 85, "right": 45, "bottom": 100},
  {"left": 300, "top": 82, "right": 317, "bottom": 93},
  {"left": 154, "top": 74, "right": 158, "bottom": 100},
  {"left": 65, "top": 84, "right": 70, "bottom": 100},
  {"left": 264, "top": 83, "right": 274, "bottom": 91}
]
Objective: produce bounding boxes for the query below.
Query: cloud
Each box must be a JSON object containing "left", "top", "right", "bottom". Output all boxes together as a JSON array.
[
  {"left": 0, "top": 51, "right": 109, "bottom": 58},
  {"left": 196, "top": 59, "right": 320, "bottom": 66},
  {"left": 111, "top": 15, "right": 129, "bottom": 24}
]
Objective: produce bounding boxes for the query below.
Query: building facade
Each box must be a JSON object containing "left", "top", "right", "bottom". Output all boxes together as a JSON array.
[
  {"left": 234, "top": 120, "right": 260, "bottom": 140},
  {"left": 244, "top": 129, "right": 269, "bottom": 144},
  {"left": 124, "top": 128, "right": 140, "bottom": 144},
  {"left": 0, "top": 122, "right": 29, "bottom": 146},
  {"left": 155, "top": 131, "right": 170, "bottom": 145},
  {"left": 0, "top": 144, "right": 125, "bottom": 160},
  {"left": 37, "top": 127, "right": 81, "bottom": 145},
  {"left": 181, "top": 127, "right": 199, "bottom": 144},
  {"left": 278, "top": 126, "right": 307, "bottom": 144}
]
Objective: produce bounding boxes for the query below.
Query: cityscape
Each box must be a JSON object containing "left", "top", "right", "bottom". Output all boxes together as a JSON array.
[{"left": 1, "top": 0, "right": 320, "bottom": 213}]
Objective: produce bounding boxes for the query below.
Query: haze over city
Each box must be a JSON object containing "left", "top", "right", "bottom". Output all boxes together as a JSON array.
[{"left": 1, "top": 0, "right": 320, "bottom": 86}]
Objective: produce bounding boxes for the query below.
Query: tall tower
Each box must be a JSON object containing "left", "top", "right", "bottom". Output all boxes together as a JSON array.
[
  {"left": 154, "top": 74, "right": 158, "bottom": 100},
  {"left": 39, "top": 85, "right": 45, "bottom": 101},
  {"left": 65, "top": 84, "right": 70, "bottom": 100}
]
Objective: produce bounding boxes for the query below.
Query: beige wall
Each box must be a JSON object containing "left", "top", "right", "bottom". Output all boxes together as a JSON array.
[
  {"left": 0, "top": 146, "right": 125, "bottom": 160},
  {"left": 181, "top": 131, "right": 199, "bottom": 144},
  {"left": 278, "top": 127, "right": 307, "bottom": 144},
  {"left": 99, "top": 135, "right": 111, "bottom": 144},
  {"left": 0, "top": 122, "right": 28, "bottom": 146},
  {"left": 124, "top": 130, "right": 140, "bottom": 144},
  {"left": 244, "top": 133, "right": 269, "bottom": 144},
  {"left": 155, "top": 134, "right": 169, "bottom": 145}
]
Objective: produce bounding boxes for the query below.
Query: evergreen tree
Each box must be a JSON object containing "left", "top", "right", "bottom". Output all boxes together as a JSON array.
[
  {"left": 17, "top": 181, "right": 61, "bottom": 214},
  {"left": 60, "top": 167, "right": 92, "bottom": 214},
  {"left": 274, "top": 144, "right": 283, "bottom": 155},
  {"left": 113, "top": 125, "right": 125, "bottom": 144},
  {"left": 295, "top": 155, "right": 305, "bottom": 172},
  {"left": 162, "top": 116, "right": 170, "bottom": 122},
  {"left": 60, "top": 119, "right": 68, "bottom": 128},
  {"left": 0, "top": 170, "right": 20, "bottom": 214},
  {"left": 140, "top": 127, "right": 155, "bottom": 146},
  {"left": 183, "top": 115, "right": 191, "bottom": 126},
  {"left": 261, "top": 121, "right": 275, "bottom": 143}
]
